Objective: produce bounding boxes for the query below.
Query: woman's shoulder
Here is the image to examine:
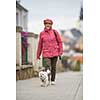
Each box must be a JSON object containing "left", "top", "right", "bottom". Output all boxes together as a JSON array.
[
  {"left": 39, "top": 31, "right": 45, "bottom": 35},
  {"left": 40, "top": 30, "right": 46, "bottom": 34},
  {"left": 52, "top": 29, "right": 59, "bottom": 35}
]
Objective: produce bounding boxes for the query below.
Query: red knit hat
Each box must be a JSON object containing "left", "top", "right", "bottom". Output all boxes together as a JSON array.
[{"left": 44, "top": 19, "right": 53, "bottom": 25}]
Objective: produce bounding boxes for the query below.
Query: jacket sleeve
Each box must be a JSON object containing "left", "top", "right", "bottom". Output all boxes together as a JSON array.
[
  {"left": 55, "top": 30, "right": 63, "bottom": 55},
  {"left": 37, "top": 33, "right": 42, "bottom": 59}
]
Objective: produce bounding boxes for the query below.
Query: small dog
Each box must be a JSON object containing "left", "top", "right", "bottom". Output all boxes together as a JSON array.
[{"left": 39, "top": 67, "right": 51, "bottom": 87}]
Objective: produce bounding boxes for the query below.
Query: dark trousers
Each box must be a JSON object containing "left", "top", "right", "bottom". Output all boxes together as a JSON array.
[{"left": 43, "top": 56, "right": 58, "bottom": 81}]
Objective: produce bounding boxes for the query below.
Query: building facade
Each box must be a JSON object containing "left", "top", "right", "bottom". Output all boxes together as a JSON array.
[
  {"left": 16, "top": 2, "right": 42, "bottom": 80},
  {"left": 16, "top": 1, "right": 28, "bottom": 31}
]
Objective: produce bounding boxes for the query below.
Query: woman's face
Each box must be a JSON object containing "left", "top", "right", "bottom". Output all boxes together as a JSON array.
[{"left": 44, "top": 23, "right": 52, "bottom": 29}]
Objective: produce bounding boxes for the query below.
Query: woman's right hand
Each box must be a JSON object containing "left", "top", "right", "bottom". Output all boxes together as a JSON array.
[{"left": 36, "top": 57, "right": 40, "bottom": 61}]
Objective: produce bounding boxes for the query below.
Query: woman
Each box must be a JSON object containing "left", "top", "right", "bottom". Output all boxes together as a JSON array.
[{"left": 37, "top": 19, "right": 63, "bottom": 85}]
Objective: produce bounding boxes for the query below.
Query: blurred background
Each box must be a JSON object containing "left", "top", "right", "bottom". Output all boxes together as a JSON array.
[
  {"left": 18, "top": 0, "right": 82, "bottom": 33},
  {"left": 16, "top": 0, "right": 83, "bottom": 80}
]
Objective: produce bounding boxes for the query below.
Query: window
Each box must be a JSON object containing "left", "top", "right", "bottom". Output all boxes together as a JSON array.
[{"left": 23, "top": 14, "right": 27, "bottom": 31}]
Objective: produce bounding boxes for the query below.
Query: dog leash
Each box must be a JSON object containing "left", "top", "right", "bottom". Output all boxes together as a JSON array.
[{"left": 34, "top": 59, "right": 40, "bottom": 71}]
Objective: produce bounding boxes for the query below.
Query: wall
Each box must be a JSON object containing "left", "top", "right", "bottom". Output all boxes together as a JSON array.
[
  {"left": 34, "top": 37, "right": 42, "bottom": 71},
  {"left": 16, "top": 31, "right": 22, "bottom": 66},
  {"left": 27, "top": 36, "right": 34, "bottom": 64},
  {"left": 16, "top": 29, "right": 43, "bottom": 80},
  {"left": 27, "top": 33, "right": 42, "bottom": 71},
  {"left": 16, "top": 8, "right": 28, "bottom": 31}
]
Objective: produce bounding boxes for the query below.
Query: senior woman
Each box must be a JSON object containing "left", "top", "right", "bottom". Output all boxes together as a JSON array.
[{"left": 37, "top": 19, "right": 63, "bottom": 85}]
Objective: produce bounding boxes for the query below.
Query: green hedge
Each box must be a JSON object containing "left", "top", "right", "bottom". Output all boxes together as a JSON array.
[
  {"left": 61, "top": 56, "right": 70, "bottom": 69},
  {"left": 70, "top": 60, "right": 81, "bottom": 71}
]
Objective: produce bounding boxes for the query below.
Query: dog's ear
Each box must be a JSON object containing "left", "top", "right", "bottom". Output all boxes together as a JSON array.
[{"left": 47, "top": 69, "right": 51, "bottom": 74}]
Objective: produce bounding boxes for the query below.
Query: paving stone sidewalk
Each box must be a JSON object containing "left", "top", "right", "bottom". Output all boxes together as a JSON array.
[{"left": 16, "top": 71, "right": 83, "bottom": 100}]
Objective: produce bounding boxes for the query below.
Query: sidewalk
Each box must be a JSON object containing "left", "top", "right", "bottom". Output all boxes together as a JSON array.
[{"left": 16, "top": 71, "right": 83, "bottom": 100}]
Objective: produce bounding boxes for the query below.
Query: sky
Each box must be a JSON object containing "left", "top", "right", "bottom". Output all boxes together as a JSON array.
[{"left": 20, "top": 0, "right": 82, "bottom": 34}]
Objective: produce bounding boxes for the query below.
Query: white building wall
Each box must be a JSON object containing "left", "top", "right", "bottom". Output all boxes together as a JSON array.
[
  {"left": 27, "top": 37, "right": 34, "bottom": 64},
  {"left": 16, "top": 8, "right": 20, "bottom": 26},
  {"left": 16, "top": 8, "right": 28, "bottom": 31},
  {"left": 16, "top": 32, "right": 22, "bottom": 66},
  {"left": 22, "top": 10, "right": 28, "bottom": 31},
  {"left": 34, "top": 37, "right": 42, "bottom": 70},
  {"left": 27, "top": 36, "right": 42, "bottom": 71}
]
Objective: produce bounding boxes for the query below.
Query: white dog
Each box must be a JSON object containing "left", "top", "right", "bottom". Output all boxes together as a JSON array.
[{"left": 39, "top": 67, "right": 51, "bottom": 87}]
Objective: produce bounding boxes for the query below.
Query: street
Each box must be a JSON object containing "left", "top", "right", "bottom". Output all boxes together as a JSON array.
[{"left": 16, "top": 71, "right": 83, "bottom": 100}]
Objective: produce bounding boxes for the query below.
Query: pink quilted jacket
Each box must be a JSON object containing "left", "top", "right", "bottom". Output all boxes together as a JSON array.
[{"left": 37, "top": 28, "right": 63, "bottom": 59}]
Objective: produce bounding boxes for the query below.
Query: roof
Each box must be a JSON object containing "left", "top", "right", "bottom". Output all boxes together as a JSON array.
[
  {"left": 16, "top": 1, "right": 28, "bottom": 12},
  {"left": 70, "top": 28, "right": 82, "bottom": 38}
]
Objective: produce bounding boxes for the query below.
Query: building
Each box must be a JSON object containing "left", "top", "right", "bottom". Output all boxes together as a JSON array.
[
  {"left": 16, "top": 1, "right": 28, "bottom": 31},
  {"left": 16, "top": 26, "right": 41, "bottom": 80},
  {"left": 16, "top": 2, "right": 42, "bottom": 80}
]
